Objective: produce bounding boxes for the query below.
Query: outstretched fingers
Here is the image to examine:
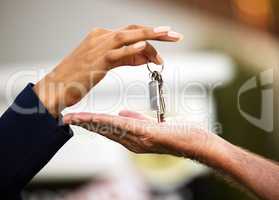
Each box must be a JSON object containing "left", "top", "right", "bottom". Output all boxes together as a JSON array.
[
  {"left": 119, "top": 110, "right": 155, "bottom": 122},
  {"left": 63, "top": 113, "right": 147, "bottom": 140}
]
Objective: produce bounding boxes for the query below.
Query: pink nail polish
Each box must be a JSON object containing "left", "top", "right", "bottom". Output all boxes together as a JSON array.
[
  {"left": 167, "top": 31, "right": 183, "bottom": 40},
  {"left": 153, "top": 26, "right": 171, "bottom": 33}
]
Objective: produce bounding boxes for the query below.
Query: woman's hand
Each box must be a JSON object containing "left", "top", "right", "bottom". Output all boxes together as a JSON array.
[
  {"left": 33, "top": 25, "right": 183, "bottom": 117},
  {"left": 63, "top": 110, "right": 214, "bottom": 159}
]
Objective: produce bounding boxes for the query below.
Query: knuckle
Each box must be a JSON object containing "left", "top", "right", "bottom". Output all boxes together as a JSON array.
[
  {"left": 89, "top": 27, "right": 108, "bottom": 37},
  {"left": 104, "top": 52, "right": 115, "bottom": 63},
  {"left": 92, "top": 27, "right": 107, "bottom": 33},
  {"left": 89, "top": 27, "right": 101, "bottom": 35},
  {"left": 142, "top": 28, "right": 151, "bottom": 37},
  {"left": 126, "top": 24, "right": 140, "bottom": 30},
  {"left": 113, "top": 31, "right": 126, "bottom": 43},
  {"left": 92, "top": 27, "right": 102, "bottom": 32}
]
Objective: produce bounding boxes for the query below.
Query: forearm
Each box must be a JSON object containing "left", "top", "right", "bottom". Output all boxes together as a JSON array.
[
  {"left": 0, "top": 84, "right": 72, "bottom": 197},
  {"left": 185, "top": 133, "right": 279, "bottom": 200}
]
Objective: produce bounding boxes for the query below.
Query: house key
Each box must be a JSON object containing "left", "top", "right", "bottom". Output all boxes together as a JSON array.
[{"left": 147, "top": 63, "right": 166, "bottom": 123}]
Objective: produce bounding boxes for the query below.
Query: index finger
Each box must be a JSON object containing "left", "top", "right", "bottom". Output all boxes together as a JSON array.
[
  {"left": 64, "top": 113, "right": 147, "bottom": 133},
  {"left": 109, "top": 26, "right": 183, "bottom": 49}
]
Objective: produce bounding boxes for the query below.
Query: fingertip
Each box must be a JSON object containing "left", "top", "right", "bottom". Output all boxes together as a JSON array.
[
  {"left": 155, "top": 54, "right": 164, "bottom": 65},
  {"left": 167, "top": 31, "right": 184, "bottom": 42},
  {"left": 153, "top": 26, "right": 171, "bottom": 34}
]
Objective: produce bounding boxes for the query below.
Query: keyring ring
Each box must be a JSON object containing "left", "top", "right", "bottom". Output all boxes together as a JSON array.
[{"left": 146, "top": 62, "right": 164, "bottom": 74}]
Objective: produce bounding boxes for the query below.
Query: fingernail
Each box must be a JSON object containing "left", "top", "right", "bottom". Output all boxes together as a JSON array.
[
  {"left": 167, "top": 31, "right": 183, "bottom": 40},
  {"left": 153, "top": 26, "right": 171, "bottom": 33},
  {"left": 133, "top": 41, "right": 146, "bottom": 49},
  {"left": 156, "top": 54, "right": 164, "bottom": 64}
]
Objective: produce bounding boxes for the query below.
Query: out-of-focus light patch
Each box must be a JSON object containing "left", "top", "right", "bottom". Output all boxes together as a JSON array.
[
  {"left": 233, "top": 0, "right": 272, "bottom": 29},
  {"left": 0, "top": 52, "right": 234, "bottom": 184},
  {"left": 131, "top": 153, "right": 209, "bottom": 190},
  {"left": 65, "top": 52, "right": 235, "bottom": 121}
]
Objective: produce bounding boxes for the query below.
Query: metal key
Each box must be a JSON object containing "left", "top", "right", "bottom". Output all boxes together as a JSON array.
[{"left": 149, "top": 71, "right": 166, "bottom": 123}]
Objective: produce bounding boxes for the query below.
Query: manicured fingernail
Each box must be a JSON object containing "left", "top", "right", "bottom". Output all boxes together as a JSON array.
[
  {"left": 133, "top": 41, "right": 146, "bottom": 49},
  {"left": 156, "top": 54, "right": 164, "bottom": 64},
  {"left": 167, "top": 31, "right": 183, "bottom": 40},
  {"left": 153, "top": 26, "right": 171, "bottom": 33}
]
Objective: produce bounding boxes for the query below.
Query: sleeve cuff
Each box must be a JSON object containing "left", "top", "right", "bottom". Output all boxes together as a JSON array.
[
  {"left": 11, "top": 83, "right": 73, "bottom": 137},
  {"left": 2, "top": 83, "right": 73, "bottom": 194}
]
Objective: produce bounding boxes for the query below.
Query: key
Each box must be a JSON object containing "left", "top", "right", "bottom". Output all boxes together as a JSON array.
[{"left": 149, "top": 71, "right": 166, "bottom": 123}]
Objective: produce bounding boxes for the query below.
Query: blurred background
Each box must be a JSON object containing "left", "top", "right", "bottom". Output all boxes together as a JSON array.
[{"left": 0, "top": 0, "right": 278, "bottom": 199}]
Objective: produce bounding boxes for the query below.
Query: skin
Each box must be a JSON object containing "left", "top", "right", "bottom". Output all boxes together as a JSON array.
[
  {"left": 33, "top": 25, "right": 182, "bottom": 117},
  {"left": 63, "top": 111, "right": 279, "bottom": 200},
  {"left": 32, "top": 24, "right": 278, "bottom": 200}
]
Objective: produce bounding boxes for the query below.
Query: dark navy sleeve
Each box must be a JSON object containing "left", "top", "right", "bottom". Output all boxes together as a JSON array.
[{"left": 0, "top": 83, "right": 73, "bottom": 198}]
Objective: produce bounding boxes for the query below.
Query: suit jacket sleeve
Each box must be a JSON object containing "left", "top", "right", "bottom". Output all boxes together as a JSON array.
[{"left": 0, "top": 83, "right": 73, "bottom": 198}]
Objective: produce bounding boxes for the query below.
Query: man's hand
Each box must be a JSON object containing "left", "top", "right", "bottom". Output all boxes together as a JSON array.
[
  {"left": 63, "top": 110, "right": 212, "bottom": 158},
  {"left": 33, "top": 25, "right": 183, "bottom": 117},
  {"left": 64, "top": 110, "right": 279, "bottom": 200}
]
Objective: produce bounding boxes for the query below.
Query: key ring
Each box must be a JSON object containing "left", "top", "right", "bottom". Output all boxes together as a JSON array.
[
  {"left": 150, "top": 71, "right": 162, "bottom": 82},
  {"left": 146, "top": 62, "right": 164, "bottom": 74}
]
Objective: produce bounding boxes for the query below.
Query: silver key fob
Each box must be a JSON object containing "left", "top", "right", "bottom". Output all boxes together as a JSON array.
[
  {"left": 149, "top": 72, "right": 166, "bottom": 123},
  {"left": 149, "top": 80, "right": 161, "bottom": 112}
]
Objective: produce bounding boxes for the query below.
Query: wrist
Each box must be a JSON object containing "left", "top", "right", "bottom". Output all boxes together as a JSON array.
[
  {"left": 156, "top": 128, "right": 214, "bottom": 158},
  {"left": 164, "top": 128, "right": 223, "bottom": 162},
  {"left": 182, "top": 130, "right": 217, "bottom": 160},
  {"left": 33, "top": 75, "right": 63, "bottom": 118},
  {"left": 196, "top": 133, "right": 235, "bottom": 170}
]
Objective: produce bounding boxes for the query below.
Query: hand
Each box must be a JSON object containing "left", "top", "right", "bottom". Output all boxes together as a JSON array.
[
  {"left": 63, "top": 110, "right": 214, "bottom": 158},
  {"left": 33, "top": 25, "right": 183, "bottom": 117},
  {"left": 64, "top": 112, "right": 279, "bottom": 200}
]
